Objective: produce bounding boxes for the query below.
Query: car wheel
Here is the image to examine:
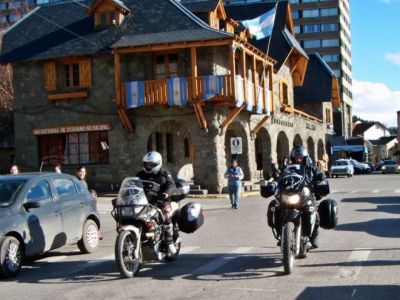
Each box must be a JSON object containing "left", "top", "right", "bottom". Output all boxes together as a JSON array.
[
  {"left": 347, "top": 174, "right": 351, "bottom": 178},
  {"left": 78, "top": 219, "right": 99, "bottom": 254},
  {"left": 0, "top": 236, "right": 23, "bottom": 278}
]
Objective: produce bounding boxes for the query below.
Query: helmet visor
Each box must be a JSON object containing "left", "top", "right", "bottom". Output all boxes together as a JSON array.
[{"left": 144, "top": 162, "right": 158, "bottom": 171}]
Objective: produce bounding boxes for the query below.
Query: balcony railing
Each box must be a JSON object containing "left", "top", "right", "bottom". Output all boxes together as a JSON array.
[{"left": 122, "top": 74, "right": 273, "bottom": 115}]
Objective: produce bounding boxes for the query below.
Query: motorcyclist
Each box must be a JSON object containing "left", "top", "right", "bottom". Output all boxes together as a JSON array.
[
  {"left": 136, "top": 151, "right": 177, "bottom": 255},
  {"left": 285, "top": 145, "right": 325, "bottom": 248}
]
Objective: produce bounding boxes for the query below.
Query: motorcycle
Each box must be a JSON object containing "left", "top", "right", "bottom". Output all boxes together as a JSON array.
[
  {"left": 111, "top": 177, "right": 203, "bottom": 278},
  {"left": 261, "top": 165, "right": 337, "bottom": 275}
]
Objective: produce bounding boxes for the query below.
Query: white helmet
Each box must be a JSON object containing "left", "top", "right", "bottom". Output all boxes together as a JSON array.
[{"left": 142, "top": 151, "right": 162, "bottom": 174}]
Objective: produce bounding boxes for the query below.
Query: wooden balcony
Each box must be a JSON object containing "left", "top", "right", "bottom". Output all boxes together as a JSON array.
[{"left": 121, "top": 74, "right": 273, "bottom": 114}]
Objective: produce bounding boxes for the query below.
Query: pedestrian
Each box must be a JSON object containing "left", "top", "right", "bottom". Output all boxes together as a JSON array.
[
  {"left": 54, "top": 162, "right": 62, "bottom": 173},
  {"left": 9, "top": 164, "right": 19, "bottom": 175},
  {"left": 224, "top": 158, "right": 244, "bottom": 209},
  {"left": 75, "top": 165, "right": 88, "bottom": 189}
]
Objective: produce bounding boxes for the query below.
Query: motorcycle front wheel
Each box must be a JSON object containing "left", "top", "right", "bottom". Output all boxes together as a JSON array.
[
  {"left": 282, "top": 222, "right": 296, "bottom": 275},
  {"left": 115, "top": 230, "right": 142, "bottom": 278}
]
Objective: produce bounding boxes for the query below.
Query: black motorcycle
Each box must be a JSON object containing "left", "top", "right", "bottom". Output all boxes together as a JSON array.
[
  {"left": 261, "top": 165, "right": 337, "bottom": 274},
  {"left": 112, "top": 177, "right": 203, "bottom": 278}
]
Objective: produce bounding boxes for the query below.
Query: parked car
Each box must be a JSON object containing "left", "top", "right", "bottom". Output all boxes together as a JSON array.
[
  {"left": 350, "top": 159, "right": 372, "bottom": 174},
  {"left": 381, "top": 159, "right": 400, "bottom": 174},
  {"left": 0, "top": 172, "right": 101, "bottom": 278},
  {"left": 329, "top": 159, "right": 354, "bottom": 178}
]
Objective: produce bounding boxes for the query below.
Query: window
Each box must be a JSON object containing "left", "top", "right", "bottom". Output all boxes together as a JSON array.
[
  {"left": 184, "top": 138, "right": 190, "bottom": 158},
  {"left": 326, "top": 108, "right": 331, "bottom": 123},
  {"left": 303, "top": 9, "right": 319, "bottom": 18},
  {"left": 294, "top": 25, "right": 301, "bottom": 34},
  {"left": 303, "top": 39, "right": 321, "bottom": 48},
  {"left": 38, "top": 130, "right": 109, "bottom": 166},
  {"left": 292, "top": 10, "right": 300, "bottom": 19},
  {"left": 322, "top": 39, "right": 339, "bottom": 47},
  {"left": 155, "top": 53, "right": 178, "bottom": 79},
  {"left": 54, "top": 178, "right": 77, "bottom": 197},
  {"left": 27, "top": 180, "right": 52, "bottom": 201},
  {"left": 321, "top": 23, "right": 338, "bottom": 32},
  {"left": 320, "top": 8, "right": 338, "bottom": 17},
  {"left": 322, "top": 54, "right": 340, "bottom": 62},
  {"left": 166, "top": 133, "right": 174, "bottom": 163},
  {"left": 44, "top": 59, "right": 91, "bottom": 91},
  {"left": 279, "top": 79, "right": 290, "bottom": 106},
  {"left": 96, "top": 11, "right": 115, "bottom": 27},
  {"left": 303, "top": 24, "right": 320, "bottom": 33},
  {"left": 156, "top": 132, "right": 163, "bottom": 153}
]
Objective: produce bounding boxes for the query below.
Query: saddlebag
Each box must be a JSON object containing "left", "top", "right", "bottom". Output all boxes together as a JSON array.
[
  {"left": 178, "top": 202, "right": 204, "bottom": 233},
  {"left": 318, "top": 199, "right": 338, "bottom": 229},
  {"left": 314, "top": 179, "right": 330, "bottom": 198},
  {"left": 171, "top": 178, "right": 190, "bottom": 202}
]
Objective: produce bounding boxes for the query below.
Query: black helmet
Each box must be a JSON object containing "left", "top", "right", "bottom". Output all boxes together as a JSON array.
[{"left": 290, "top": 146, "right": 309, "bottom": 165}]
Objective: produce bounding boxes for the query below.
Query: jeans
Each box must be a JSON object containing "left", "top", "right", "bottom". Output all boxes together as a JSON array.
[{"left": 228, "top": 181, "right": 241, "bottom": 207}]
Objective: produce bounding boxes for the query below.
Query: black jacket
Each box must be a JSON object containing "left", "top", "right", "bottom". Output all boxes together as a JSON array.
[{"left": 136, "top": 168, "right": 176, "bottom": 196}]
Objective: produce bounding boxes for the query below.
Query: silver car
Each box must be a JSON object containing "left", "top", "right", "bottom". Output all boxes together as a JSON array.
[
  {"left": 329, "top": 159, "right": 354, "bottom": 178},
  {"left": 381, "top": 160, "right": 400, "bottom": 174},
  {"left": 0, "top": 172, "right": 101, "bottom": 278}
]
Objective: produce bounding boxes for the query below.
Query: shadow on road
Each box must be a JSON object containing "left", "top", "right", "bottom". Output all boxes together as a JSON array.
[{"left": 296, "top": 285, "right": 400, "bottom": 300}]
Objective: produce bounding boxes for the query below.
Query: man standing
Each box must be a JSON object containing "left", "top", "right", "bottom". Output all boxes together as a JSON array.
[{"left": 224, "top": 159, "right": 244, "bottom": 209}]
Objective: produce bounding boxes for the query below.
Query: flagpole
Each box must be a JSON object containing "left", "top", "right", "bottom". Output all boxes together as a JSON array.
[{"left": 265, "top": 1, "right": 278, "bottom": 58}]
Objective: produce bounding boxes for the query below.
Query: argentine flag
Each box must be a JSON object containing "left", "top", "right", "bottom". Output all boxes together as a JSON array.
[
  {"left": 125, "top": 81, "right": 145, "bottom": 108},
  {"left": 167, "top": 77, "right": 188, "bottom": 106},
  {"left": 241, "top": 7, "right": 276, "bottom": 40}
]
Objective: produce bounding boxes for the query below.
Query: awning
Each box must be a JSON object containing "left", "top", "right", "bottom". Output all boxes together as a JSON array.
[{"left": 332, "top": 145, "right": 365, "bottom": 152}]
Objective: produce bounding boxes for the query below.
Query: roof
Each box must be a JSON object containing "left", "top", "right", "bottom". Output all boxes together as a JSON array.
[
  {"left": 223, "top": 0, "right": 307, "bottom": 71},
  {"left": 0, "top": 0, "right": 232, "bottom": 63},
  {"left": 369, "top": 136, "right": 397, "bottom": 146},
  {"left": 294, "top": 53, "right": 337, "bottom": 103},
  {"left": 352, "top": 122, "right": 376, "bottom": 137},
  {"left": 179, "top": 0, "right": 219, "bottom": 13}
]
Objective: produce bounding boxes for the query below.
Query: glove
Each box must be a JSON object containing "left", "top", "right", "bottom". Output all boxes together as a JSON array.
[{"left": 156, "top": 193, "right": 169, "bottom": 202}]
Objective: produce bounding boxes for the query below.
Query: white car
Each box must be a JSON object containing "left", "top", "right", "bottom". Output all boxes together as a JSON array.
[{"left": 330, "top": 159, "right": 354, "bottom": 178}]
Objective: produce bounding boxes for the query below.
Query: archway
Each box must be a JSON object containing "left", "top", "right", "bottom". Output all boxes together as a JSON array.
[
  {"left": 293, "top": 134, "right": 303, "bottom": 147},
  {"left": 307, "top": 137, "right": 315, "bottom": 163},
  {"left": 224, "top": 122, "right": 250, "bottom": 180},
  {"left": 146, "top": 120, "right": 193, "bottom": 180},
  {"left": 276, "top": 131, "right": 290, "bottom": 168},
  {"left": 255, "top": 127, "right": 272, "bottom": 179},
  {"left": 317, "top": 139, "right": 324, "bottom": 160}
]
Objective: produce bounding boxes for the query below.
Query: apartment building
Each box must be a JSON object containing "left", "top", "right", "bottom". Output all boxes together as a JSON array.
[{"left": 289, "top": 0, "right": 353, "bottom": 138}]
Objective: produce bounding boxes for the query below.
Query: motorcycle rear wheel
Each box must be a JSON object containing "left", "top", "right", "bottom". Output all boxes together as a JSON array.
[
  {"left": 115, "top": 230, "right": 142, "bottom": 278},
  {"left": 282, "top": 222, "right": 296, "bottom": 275}
]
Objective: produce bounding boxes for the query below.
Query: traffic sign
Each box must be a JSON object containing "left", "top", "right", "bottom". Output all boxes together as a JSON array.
[{"left": 230, "top": 137, "right": 242, "bottom": 154}]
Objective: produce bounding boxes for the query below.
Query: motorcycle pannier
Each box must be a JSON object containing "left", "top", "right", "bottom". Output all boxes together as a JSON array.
[
  {"left": 318, "top": 199, "right": 338, "bottom": 229},
  {"left": 178, "top": 202, "right": 204, "bottom": 233}
]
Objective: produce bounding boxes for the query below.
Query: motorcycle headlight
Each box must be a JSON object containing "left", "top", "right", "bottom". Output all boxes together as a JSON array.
[
  {"left": 382, "top": 166, "right": 386, "bottom": 170},
  {"left": 120, "top": 206, "right": 142, "bottom": 217},
  {"left": 281, "top": 193, "right": 301, "bottom": 205}
]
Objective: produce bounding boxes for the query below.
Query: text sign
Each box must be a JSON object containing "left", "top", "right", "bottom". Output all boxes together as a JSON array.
[{"left": 230, "top": 137, "right": 242, "bottom": 154}]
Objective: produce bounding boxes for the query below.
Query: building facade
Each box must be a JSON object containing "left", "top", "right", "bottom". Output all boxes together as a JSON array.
[
  {"left": 289, "top": 0, "right": 352, "bottom": 138},
  {"left": 1, "top": 0, "right": 334, "bottom": 192}
]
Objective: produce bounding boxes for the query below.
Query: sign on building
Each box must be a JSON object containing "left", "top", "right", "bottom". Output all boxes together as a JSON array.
[{"left": 230, "top": 137, "right": 242, "bottom": 154}]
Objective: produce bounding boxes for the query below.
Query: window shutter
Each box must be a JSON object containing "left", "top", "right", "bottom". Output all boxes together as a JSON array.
[
  {"left": 79, "top": 59, "right": 92, "bottom": 88},
  {"left": 44, "top": 62, "right": 56, "bottom": 91}
]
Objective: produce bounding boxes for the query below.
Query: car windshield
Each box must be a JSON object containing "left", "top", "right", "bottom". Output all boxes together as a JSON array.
[
  {"left": 0, "top": 179, "right": 27, "bottom": 207},
  {"left": 383, "top": 160, "right": 396, "bottom": 165},
  {"left": 335, "top": 161, "right": 348, "bottom": 166}
]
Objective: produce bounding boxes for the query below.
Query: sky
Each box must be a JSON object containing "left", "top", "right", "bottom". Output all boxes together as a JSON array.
[{"left": 351, "top": 0, "right": 400, "bottom": 127}]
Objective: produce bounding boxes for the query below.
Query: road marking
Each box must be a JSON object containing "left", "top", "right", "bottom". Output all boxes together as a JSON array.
[
  {"left": 180, "top": 246, "right": 199, "bottom": 254},
  {"left": 335, "top": 249, "right": 370, "bottom": 280},
  {"left": 350, "top": 190, "right": 359, "bottom": 194},
  {"left": 395, "top": 190, "right": 400, "bottom": 194},
  {"left": 191, "top": 247, "right": 253, "bottom": 275},
  {"left": 372, "top": 189, "right": 379, "bottom": 194},
  {"left": 36, "top": 255, "right": 68, "bottom": 263}
]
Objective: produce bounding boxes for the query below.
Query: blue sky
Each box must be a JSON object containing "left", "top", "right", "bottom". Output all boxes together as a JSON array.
[{"left": 351, "top": 0, "right": 400, "bottom": 126}]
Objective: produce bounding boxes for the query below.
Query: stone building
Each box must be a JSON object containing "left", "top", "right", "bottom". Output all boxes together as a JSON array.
[{"left": 0, "top": 0, "right": 336, "bottom": 193}]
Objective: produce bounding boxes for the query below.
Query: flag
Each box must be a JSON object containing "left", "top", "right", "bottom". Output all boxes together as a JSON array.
[
  {"left": 256, "top": 86, "right": 263, "bottom": 114},
  {"left": 167, "top": 77, "right": 188, "bottom": 106},
  {"left": 241, "top": 7, "right": 276, "bottom": 40},
  {"left": 235, "top": 75, "right": 245, "bottom": 107},
  {"left": 246, "top": 80, "right": 254, "bottom": 112},
  {"left": 125, "top": 81, "right": 145, "bottom": 108},
  {"left": 203, "top": 75, "right": 223, "bottom": 100}
]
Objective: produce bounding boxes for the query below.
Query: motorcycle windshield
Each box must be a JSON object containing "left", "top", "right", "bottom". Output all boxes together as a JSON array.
[
  {"left": 278, "top": 167, "right": 305, "bottom": 194},
  {"left": 117, "top": 177, "right": 149, "bottom": 206}
]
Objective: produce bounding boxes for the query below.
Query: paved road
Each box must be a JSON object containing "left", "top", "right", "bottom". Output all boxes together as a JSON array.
[{"left": 1, "top": 174, "right": 400, "bottom": 300}]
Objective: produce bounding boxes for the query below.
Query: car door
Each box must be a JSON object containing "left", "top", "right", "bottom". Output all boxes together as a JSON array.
[
  {"left": 23, "top": 179, "right": 62, "bottom": 256},
  {"left": 53, "top": 177, "right": 85, "bottom": 243}
]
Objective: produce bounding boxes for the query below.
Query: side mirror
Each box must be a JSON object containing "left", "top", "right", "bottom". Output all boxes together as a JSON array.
[
  {"left": 171, "top": 178, "right": 190, "bottom": 202},
  {"left": 261, "top": 182, "right": 277, "bottom": 198}
]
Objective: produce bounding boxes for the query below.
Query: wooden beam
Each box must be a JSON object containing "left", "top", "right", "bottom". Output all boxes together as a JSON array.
[
  {"left": 251, "top": 115, "right": 270, "bottom": 136},
  {"left": 117, "top": 108, "right": 133, "bottom": 133},
  {"left": 48, "top": 91, "right": 87, "bottom": 100},
  {"left": 240, "top": 49, "right": 247, "bottom": 104},
  {"left": 269, "top": 65, "right": 274, "bottom": 113},
  {"left": 193, "top": 103, "right": 207, "bottom": 129},
  {"left": 229, "top": 42, "right": 236, "bottom": 99},
  {"left": 114, "top": 52, "right": 121, "bottom": 106},
  {"left": 116, "top": 39, "right": 232, "bottom": 54},
  {"left": 190, "top": 46, "right": 207, "bottom": 130},
  {"left": 219, "top": 104, "right": 245, "bottom": 133}
]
